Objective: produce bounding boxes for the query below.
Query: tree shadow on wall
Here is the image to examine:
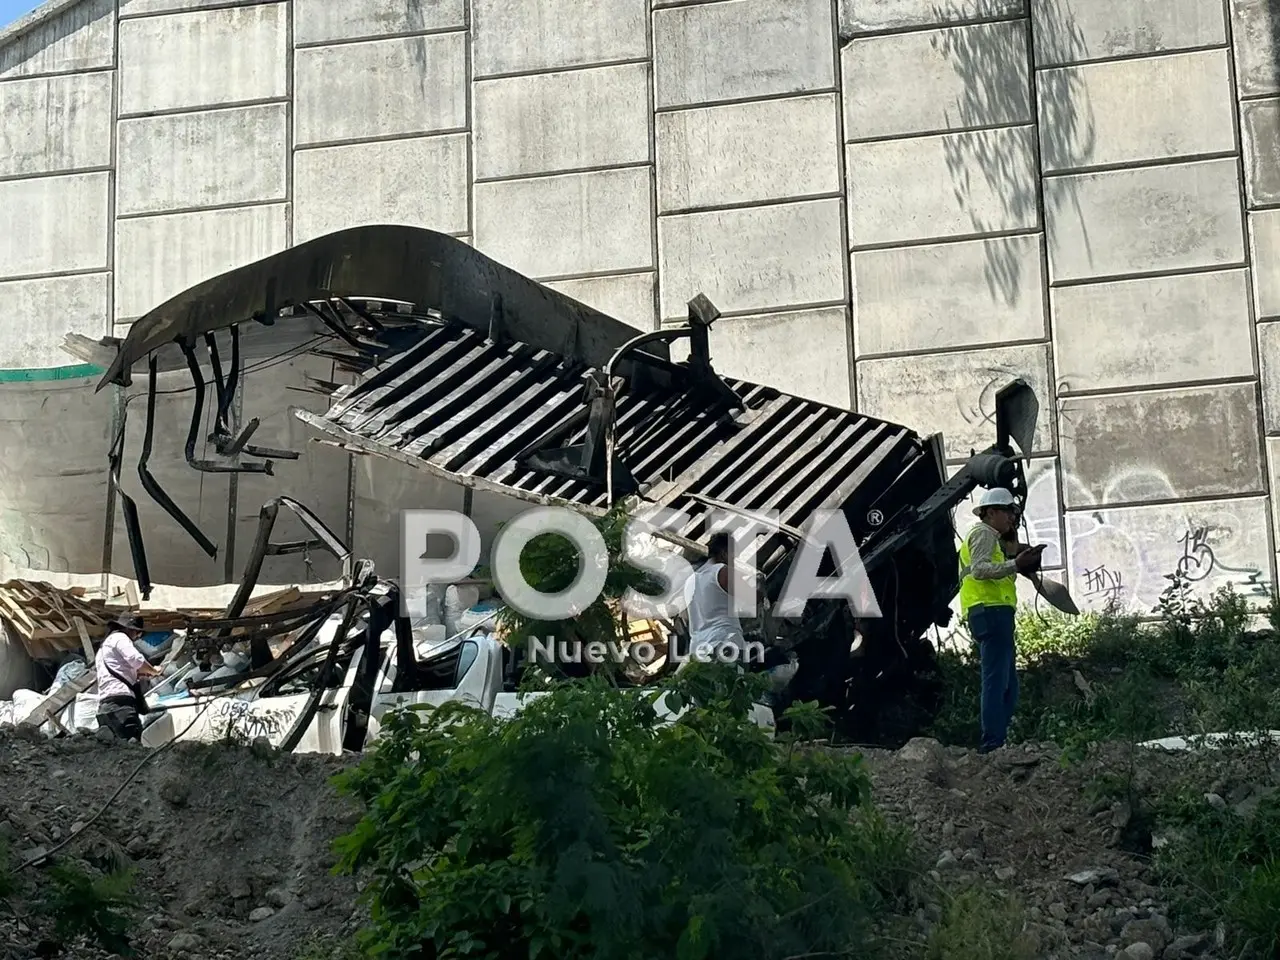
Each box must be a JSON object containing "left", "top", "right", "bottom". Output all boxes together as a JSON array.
[{"left": 928, "top": 0, "right": 1097, "bottom": 308}]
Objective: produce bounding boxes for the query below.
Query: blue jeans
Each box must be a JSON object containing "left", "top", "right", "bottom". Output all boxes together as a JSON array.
[{"left": 969, "top": 604, "right": 1018, "bottom": 752}]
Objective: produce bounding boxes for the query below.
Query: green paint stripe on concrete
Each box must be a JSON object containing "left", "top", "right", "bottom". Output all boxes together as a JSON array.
[{"left": 0, "top": 364, "right": 103, "bottom": 382}]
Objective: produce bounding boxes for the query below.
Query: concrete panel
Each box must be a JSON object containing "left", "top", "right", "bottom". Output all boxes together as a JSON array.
[
  {"left": 294, "top": 134, "right": 469, "bottom": 243},
  {"left": 1231, "top": 0, "right": 1280, "bottom": 98},
  {"left": 120, "top": 0, "right": 272, "bottom": 14},
  {"left": 1269, "top": 440, "right": 1280, "bottom": 533},
  {"left": 0, "top": 172, "right": 109, "bottom": 278},
  {"left": 1038, "top": 50, "right": 1234, "bottom": 173},
  {"left": 852, "top": 235, "right": 1045, "bottom": 356},
  {"left": 0, "top": 0, "right": 114, "bottom": 79},
  {"left": 953, "top": 457, "right": 1063, "bottom": 569},
  {"left": 117, "top": 104, "right": 288, "bottom": 216},
  {"left": 543, "top": 273, "right": 656, "bottom": 331},
  {"left": 840, "top": 0, "right": 1023, "bottom": 35},
  {"left": 114, "top": 204, "right": 288, "bottom": 320},
  {"left": 472, "top": 0, "right": 648, "bottom": 78},
  {"left": 0, "top": 377, "right": 110, "bottom": 577},
  {"left": 1059, "top": 384, "right": 1264, "bottom": 507},
  {"left": 842, "top": 21, "right": 1030, "bottom": 142},
  {"left": 0, "top": 71, "right": 112, "bottom": 178},
  {"left": 656, "top": 94, "right": 840, "bottom": 213},
  {"left": 294, "top": 0, "right": 468, "bottom": 45},
  {"left": 1032, "top": 0, "right": 1226, "bottom": 67},
  {"left": 658, "top": 198, "right": 845, "bottom": 320},
  {"left": 1251, "top": 209, "right": 1280, "bottom": 319},
  {"left": 701, "top": 307, "right": 853, "bottom": 409},
  {"left": 1258, "top": 322, "right": 1280, "bottom": 432},
  {"left": 653, "top": 0, "right": 834, "bottom": 109},
  {"left": 847, "top": 126, "right": 1039, "bottom": 247},
  {"left": 295, "top": 33, "right": 466, "bottom": 147},
  {"left": 119, "top": 4, "right": 288, "bottom": 114},
  {"left": 0, "top": 273, "right": 109, "bottom": 368},
  {"left": 474, "top": 63, "right": 651, "bottom": 180},
  {"left": 856, "top": 343, "right": 1054, "bottom": 460},
  {"left": 1243, "top": 98, "right": 1280, "bottom": 208},
  {"left": 1053, "top": 270, "right": 1254, "bottom": 393},
  {"left": 1044, "top": 159, "right": 1245, "bottom": 282},
  {"left": 1066, "top": 497, "right": 1272, "bottom": 614},
  {"left": 473, "top": 167, "right": 653, "bottom": 279}
]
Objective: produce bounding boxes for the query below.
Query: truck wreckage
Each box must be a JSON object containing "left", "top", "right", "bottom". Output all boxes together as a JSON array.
[{"left": 20, "top": 224, "right": 1077, "bottom": 752}]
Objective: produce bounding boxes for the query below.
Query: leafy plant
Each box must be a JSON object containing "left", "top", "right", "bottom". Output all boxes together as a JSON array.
[
  {"left": 494, "top": 506, "right": 667, "bottom": 678},
  {"left": 35, "top": 861, "right": 138, "bottom": 956},
  {"left": 329, "top": 662, "right": 917, "bottom": 960}
]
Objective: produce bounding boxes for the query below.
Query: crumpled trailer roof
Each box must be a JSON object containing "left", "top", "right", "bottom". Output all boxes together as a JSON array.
[
  {"left": 95, "top": 224, "right": 657, "bottom": 392},
  {"left": 300, "top": 314, "right": 926, "bottom": 577}
]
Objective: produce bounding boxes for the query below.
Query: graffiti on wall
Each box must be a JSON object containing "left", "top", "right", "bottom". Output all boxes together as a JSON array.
[
  {"left": 953, "top": 462, "right": 1272, "bottom": 616},
  {"left": 1036, "top": 467, "right": 1271, "bottom": 614}
]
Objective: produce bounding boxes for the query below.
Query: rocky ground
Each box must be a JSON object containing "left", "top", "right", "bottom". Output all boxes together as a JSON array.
[
  {"left": 858, "top": 737, "right": 1279, "bottom": 960},
  {"left": 0, "top": 728, "right": 1275, "bottom": 960},
  {"left": 0, "top": 728, "right": 364, "bottom": 960}
]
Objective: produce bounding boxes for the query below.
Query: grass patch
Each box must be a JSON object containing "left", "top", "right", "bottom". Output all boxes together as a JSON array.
[
  {"left": 0, "top": 838, "right": 139, "bottom": 956},
  {"left": 1152, "top": 787, "right": 1280, "bottom": 959},
  {"left": 927, "top": 572, "right": 1280, "bottom": 755},
  {"left": 923, "top": 887, "right": 1038, "bottom": 960},
  {"left": 927, "top": 568, "right": 1280, "bottom": 958}
]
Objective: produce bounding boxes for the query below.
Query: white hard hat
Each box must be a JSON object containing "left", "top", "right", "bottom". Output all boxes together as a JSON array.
[{"left": 972, "top": 487, "right": 1017, "bottom": 517}]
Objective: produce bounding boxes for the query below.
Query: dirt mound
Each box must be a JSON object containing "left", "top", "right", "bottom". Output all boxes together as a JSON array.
[
  {"left": 0, "top": 730, "right": 363, "bottom": 960},
  {"left": 860, "top": 737, "right": 1277, "bottom": 959},
  {"left": 1, "top": 729, "right": 1274, "bottom": 959}
]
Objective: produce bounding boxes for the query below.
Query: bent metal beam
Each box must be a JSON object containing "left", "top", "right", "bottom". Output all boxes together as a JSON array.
[{"left": 97, "top": 224, "right": 663, "bottom": 392}]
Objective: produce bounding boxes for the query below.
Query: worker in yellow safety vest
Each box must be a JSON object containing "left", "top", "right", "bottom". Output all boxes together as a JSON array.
[{"left": 958, "top": 488, "right": 1044, "bottom": 753}]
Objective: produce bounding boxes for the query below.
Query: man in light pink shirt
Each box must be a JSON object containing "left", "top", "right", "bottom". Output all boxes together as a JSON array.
[{"left": 95, "top": 615, "right": 161, "bottom": 741}]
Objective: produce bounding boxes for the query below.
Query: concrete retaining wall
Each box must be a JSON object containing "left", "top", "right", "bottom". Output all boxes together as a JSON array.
[{"left": 0, "top": 0, "right": 1276, "bottom": 616}]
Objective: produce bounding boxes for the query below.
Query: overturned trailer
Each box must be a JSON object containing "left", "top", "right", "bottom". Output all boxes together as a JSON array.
[{"left": 95, "top": 225, "right": 1075, "bottom": 746}]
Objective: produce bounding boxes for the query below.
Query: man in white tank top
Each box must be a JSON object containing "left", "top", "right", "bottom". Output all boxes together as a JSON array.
[{"left": 682, "top": 532, "right": 747, "bottom": 667}]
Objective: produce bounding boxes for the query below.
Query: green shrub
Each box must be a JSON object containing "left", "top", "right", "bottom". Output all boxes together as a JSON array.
[
  {"left": 924, "top": 887, "right": 1037, "bottom": 960},
  {"left": 1153, "top": 790, "right": 1280, "bottom": 959},
  {"left": 37, "top": 861, "right": 137, "bottom": 956},
  {"left": 329, "top": 662, "right": 918, "bottom": 960}
]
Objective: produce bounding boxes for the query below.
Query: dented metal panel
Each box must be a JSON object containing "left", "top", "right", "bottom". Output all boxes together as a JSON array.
[{"left": 316, "top": 318, "right": 922, "bottom": 573}]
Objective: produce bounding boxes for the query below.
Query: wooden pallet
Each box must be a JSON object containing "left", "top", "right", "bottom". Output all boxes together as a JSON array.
[
  {"left": 0, "top": 580, "right": 113, "bottom": 659},
  {"left": 0, "top": 581, "right": 321, "bottom": 660}
]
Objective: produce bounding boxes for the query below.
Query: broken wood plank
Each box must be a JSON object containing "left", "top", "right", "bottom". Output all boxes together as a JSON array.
[
  {"left": 16, "top": 671, "right": 96, "bottom": 730},
  {"left": 75, "top": 617, "right": 94, "bottom": 665}
]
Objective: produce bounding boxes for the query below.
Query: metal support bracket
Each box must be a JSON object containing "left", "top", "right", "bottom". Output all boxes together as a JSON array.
[
  {"left": 108, "top": 401, "right": 153, "bottom": 600},
  {"left": 137, "top": 354, "right": 218, "bottom": 559},
  {"left": 520, "top": 369, "right": 639, "bottom": 498},
  {"left": 179, "top": 338, "right": 274, "bottom": 475}
]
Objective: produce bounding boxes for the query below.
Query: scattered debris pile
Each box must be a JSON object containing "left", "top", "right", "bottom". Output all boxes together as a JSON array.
[{"left": 0, "top": 580, "right": 328, "bottom": 737}]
